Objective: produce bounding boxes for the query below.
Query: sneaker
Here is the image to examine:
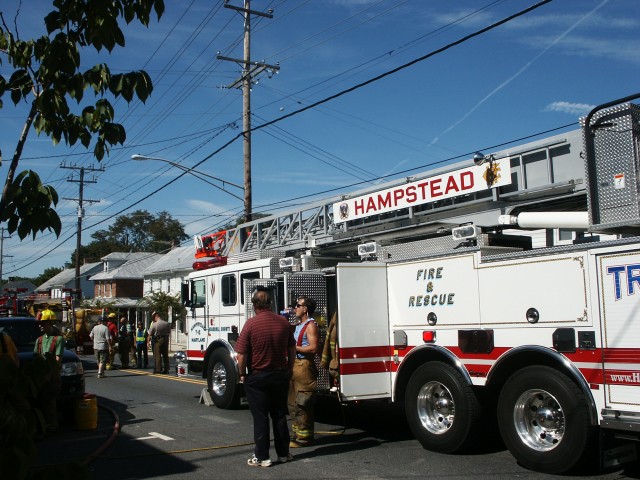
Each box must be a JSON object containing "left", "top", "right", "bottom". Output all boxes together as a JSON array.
[
  {"left": 247, "top": 456, "right": 271, "bottom": 467},
  {"left": 277, "top": 453, "right": 294, "bottom": 463}
]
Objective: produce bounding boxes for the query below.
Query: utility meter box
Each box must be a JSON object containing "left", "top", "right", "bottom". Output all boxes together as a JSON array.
[{"left": 582, "top": 102, "right": 640, "bottom": 233}]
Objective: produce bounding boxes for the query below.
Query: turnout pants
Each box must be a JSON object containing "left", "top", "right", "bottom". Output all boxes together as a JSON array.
[{"left": 288, "top": 357, "right": 317, "bottom": 441}]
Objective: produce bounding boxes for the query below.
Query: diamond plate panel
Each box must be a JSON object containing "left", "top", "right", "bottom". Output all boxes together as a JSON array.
[{"left": 581, "top": 102, "right": 640, "bottom": 230}]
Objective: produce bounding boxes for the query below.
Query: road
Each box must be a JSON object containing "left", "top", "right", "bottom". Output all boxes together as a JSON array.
[{"left": 82, "top": 361, "right": 640, "bottom": 480}]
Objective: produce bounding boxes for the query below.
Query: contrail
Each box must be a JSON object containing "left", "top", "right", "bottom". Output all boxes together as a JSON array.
[{"left": 431, "top": 0, "right": 609, "bottom": 145}]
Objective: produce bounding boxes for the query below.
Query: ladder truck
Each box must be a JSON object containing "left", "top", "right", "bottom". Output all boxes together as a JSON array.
[{"left": 182, "top": 94, "right": 640, "bottom": 474}]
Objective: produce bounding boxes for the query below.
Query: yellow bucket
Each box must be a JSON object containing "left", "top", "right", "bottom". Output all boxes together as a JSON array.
[{"left": 75, "top": 393, "right": 98, "bottom": 430}]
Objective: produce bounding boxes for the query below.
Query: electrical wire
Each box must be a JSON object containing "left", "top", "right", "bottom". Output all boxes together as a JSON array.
[{"left": 5, "top": 0, "right": 555, "bottom": 275}]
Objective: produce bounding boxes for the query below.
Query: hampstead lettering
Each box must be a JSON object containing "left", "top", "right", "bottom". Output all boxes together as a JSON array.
[
  {"left": 333, "top": 160, "right": 511, "bottom": 224},
  {"left": 354, "top": 172, "right": 474, "bottom": 217}
]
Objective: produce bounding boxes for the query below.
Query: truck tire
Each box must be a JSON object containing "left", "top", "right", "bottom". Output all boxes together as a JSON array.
[
  {"left": 405, "top": 362, "right": 481, "bottom": 453},
  {"left": 497, "top": 365, "right": 596, "bottom": 474},
  {"left": 207, "top": 349, "right": 241, "bottom": 409}
]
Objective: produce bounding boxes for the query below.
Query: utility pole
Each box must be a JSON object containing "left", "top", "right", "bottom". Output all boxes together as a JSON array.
[
  {"left": 62, "top": 164, "right": 103, "bottom": 296},
  {"left": 0, "top": 227, "right": 12, "bottom": 293},
  {"left": 218, "top": 0, "right": 280, "bottom": 224}
]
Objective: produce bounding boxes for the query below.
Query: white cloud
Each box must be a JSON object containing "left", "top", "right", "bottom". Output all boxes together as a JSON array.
[
  {"left": 187, "top": 199, "right": 228, "bottom": 213},
  {"left": 544, "top": 101, "right": 595, "bottom": 116},
  {"left": 521, "top": 34, "right": 640, "bottom": 65}
]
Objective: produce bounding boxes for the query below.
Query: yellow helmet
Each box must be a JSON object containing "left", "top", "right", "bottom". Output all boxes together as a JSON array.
[
  {"left": 107, "top": 312, "right": 117, "bottom": 319},
  {"left": 40, "top": 308, "right": 57, "bottom": 321}
]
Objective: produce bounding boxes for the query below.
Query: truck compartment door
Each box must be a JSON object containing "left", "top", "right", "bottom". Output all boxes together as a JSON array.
[
  {"left": 337, "top": 262, "right": 391, "bottom": 400},
  {"left": 597, "top": 249, "right": 640, "bottom": 407}
]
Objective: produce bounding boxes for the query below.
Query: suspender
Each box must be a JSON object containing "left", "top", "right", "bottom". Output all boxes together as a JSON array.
[{"left": 37, "top": 335, "right": 58, "bottom": 354}]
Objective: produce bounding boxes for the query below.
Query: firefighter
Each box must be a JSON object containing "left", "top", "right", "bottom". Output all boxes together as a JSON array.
[
  {"left": 118, "top": 316, "right": 132, "bottom": 368},
  {"left": 106, "top": 313, "right": 119, "bottom": 369},
  {"left": 33, "top": 314, "right": 64, "bottom": 434},
  {"left": 288, "top": 296, "right": 320, "bottom": 448},
  {"left": 320, "top": 312, "right": 339, "bottom": 392},
  {"left": 135, "top": 321, "right": 149, "bottom": 368}
]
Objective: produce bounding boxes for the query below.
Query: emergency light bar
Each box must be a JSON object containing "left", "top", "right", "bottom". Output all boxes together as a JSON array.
[
  {"left": 357, "top": 242, "right": 378, "bottom": 256},
  {"left": 451, "top": 224, "right": 480, "bottom": 241}
]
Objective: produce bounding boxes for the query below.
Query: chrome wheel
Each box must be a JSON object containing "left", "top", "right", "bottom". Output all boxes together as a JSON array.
[
  {"left": 211, "top": 361, "right": 228, "bottom": 397},
  {"left": 513, "top": 388, "right": 564, "bottom": 452},
  {"left": 416, "top": 381, "right": 455, "bottom": 434}
]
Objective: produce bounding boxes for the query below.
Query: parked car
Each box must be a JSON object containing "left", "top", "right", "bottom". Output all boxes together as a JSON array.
[{"left": 0, "top": 316, "right": 85, "bottom": 405}]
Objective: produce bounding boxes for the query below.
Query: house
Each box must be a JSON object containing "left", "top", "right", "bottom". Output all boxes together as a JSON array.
[
  {"left": 35, "top": 263, "right": 102, "bottom": 301},
  {"left": 142, "top": 246, "right": 194, "bottom": 296},
  {"left": 89, "top": 252, "right": 163, "bottom": 314},
  {"left": 142, "top": 246, "right": 194, "bottom": 335},
  {"left": 2, "top": 279, "right": 37, "bottom": 296}
]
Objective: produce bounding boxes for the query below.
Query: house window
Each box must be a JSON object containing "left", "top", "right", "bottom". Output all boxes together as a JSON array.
[{"left": 221, "top": 274, "right": 237, "bottom": 306}]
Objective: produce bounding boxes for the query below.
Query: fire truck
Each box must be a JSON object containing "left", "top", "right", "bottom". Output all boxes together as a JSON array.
[{"left": 181, "top": 95, "right": 640, "bottom": 473}]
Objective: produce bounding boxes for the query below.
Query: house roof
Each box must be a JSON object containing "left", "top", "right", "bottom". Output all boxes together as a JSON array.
[
  {"left": 143, "top": 246, "right": 194, "bottom": 276},
  {"left": 1, "top": 279, "right": 36, "bottom": 294},
  {"left": 91, "top": 252, "right": 163, "bottom": 281},
  {"left": 35, "top": 262, "right": 102, "bottom": 291}
]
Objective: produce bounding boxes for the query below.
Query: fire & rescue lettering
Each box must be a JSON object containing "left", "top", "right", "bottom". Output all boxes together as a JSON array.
[
  {"left": 607, "top": 263, "right": 640, "bottom": 300},
  {"left": 408, "top": 265, "right": 455, "bottom": 307}
]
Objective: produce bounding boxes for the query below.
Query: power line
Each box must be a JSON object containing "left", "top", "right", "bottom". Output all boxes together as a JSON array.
[{"left": 5, "top": 0, "right": 555, "bottom": 276}]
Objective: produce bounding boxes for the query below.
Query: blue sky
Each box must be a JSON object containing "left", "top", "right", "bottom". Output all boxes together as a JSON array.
[{"left": 1, "top": 0, "right": 639, "bottom": 279}]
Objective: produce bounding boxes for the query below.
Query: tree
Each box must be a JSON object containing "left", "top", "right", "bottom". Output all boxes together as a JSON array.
[
  {"left": 32, "top": 266, "right": 63, "bottom": 287},
  {"left": 72, "top": 210, "right": 189, "bottom": 265},
  {"left": 138, "top": 290, "right": 185, "bottom": 323},
  {"left": 0, "top": 0, "right": 165, "bottom": 239}
]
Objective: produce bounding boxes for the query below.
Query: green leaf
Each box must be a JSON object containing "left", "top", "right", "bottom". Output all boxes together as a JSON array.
[
  {"left": 94, "top": 140, "right": 105, "bottom": 161},
  {"left": 135, "top": 71, "right": 153, "bottom": 102}
]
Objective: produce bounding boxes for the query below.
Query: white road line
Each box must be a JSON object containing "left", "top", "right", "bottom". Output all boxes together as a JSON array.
[{"left": 135, "top": 432, "right": 175, "bottom": 441}]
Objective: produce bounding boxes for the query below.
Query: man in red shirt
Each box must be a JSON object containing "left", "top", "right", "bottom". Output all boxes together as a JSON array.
[
  {"left": 236, "top": 288, "right": 296, "bottom": 467},
  {"left": 106, "top": 313, "right": 119, "bottom": 369}
]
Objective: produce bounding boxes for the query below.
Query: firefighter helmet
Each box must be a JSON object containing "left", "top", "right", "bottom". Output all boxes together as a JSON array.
[{"left": 39, "top": 308, "right": 57, "bottom": 321}]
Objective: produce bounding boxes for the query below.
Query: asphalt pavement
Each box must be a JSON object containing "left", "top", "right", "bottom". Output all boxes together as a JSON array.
[{"left": 30, "top": 337, "right": 188, "bottom": 477}]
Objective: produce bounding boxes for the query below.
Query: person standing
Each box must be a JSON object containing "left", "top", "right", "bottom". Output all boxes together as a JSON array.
[
  {"left": 147, "top": 311, "right": 170, "bottom": 374},
  {"left": 135, "top": 321, "right": 148, "bottom": 368},
  {"left": 90, "top": 317, "right": 111, "bottom": 378},
  {"left": 236, "top": 288, "right": 296, "bottom": 467},
  {"left": 118, "top": 316, "right": 132, "bottom": 368},
  {"left": 288, "top": 295, "right": 320, "bottom": 448},
  {"left": 33, "top": 315, "right": 64, "bottom": 434},
  {"left": 106, "top": 313, "right": 118, "bottom": 369}
]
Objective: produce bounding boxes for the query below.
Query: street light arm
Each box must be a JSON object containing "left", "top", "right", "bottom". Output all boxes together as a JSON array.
[{"left": 132, "top": 154, "right": 244, "bottom": 200}]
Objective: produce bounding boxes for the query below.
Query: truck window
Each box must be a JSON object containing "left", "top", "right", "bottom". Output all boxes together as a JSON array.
[
  {"left": 221, "top": 274, "right": 237, "bottom": 306},
  {"left": 192, "top": 279, "right": 206, "bottom": 308},
  {"left": 240, "top": 271, "right": 260, "bottom": 304}
]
